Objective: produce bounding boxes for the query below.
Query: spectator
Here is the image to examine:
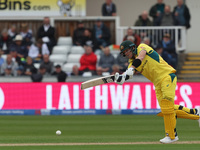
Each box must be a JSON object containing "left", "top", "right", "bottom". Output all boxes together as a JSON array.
[
  {"left": 155, "top": 44, "right": 172, "bottom": 66},
  {"left": 52, "top": 64, "right": 67, "bottom": 82},
  {"left": 37, "top": 16, "right": 56, "bottom": 53},
  {"left": 102, "top": 0, "right": 117, "bottom": 16},
  {"left": 154, "top": 5, "right": 175, "bottom": 43},
  {"left": 126, "top": 36, "right": 135, "bottom": 43},
  {"left": 92, "top": 19, "right": 111, "bottom": 50},
  {"left": 38, "top": 64, "right": 48, "bottom": 76},
  {"left": 134, "top": 11, "right": 153, "bottom": 41},
  {"left": 0, "top": 28, "right": 12, "bottom": 54},
  {"left": 0, "top": 49, "right": 4, "bottom": 67},
  {"left": 9, "top": 48, "right": 18, "bottom": 62},
  {"left": 155, "top": 44, "right": 163, "bottom": 56},
  {"left": 123, "top": 28, "right": 141, "bottom": 47},
  {"left": 71, "top": 65, "right": 79, "bottom": 76},
  {"left": 134, "top": 11, "right": 153, "bottom": 27},
  {"left": 28, "top": 39, "right": 50, "bottom": 62},
  {"left": 24, "top": 56, "right": 37, "bottom": 76},
  {"left": 142, "top": 36, "right": 154, "bottom": 49},
  {"left": 81, "top": 28, "right": 95, "bottom": 48},
  {"left": 155, "top": 5, "right": 175, "bottom": 26},
  {"left": 142, "top": 36, "right": 150, "bottom": 45},
  {"left": 115, "top": 53, "right": 129, "bottom": 73},
  {"left": 157, "top": 33, "right": 177, "bottom": 69},
  {"left": 73, "top": 20, "right": 85, "bottom": 46},
  {"left": 31, "top": 73, "right": 43, "bottom": 82},
  {"left": 72, "top": 45, "right": 97, "bottom": 76},
  {"left": 20, "top": 23, "right": 33, "bottom": 46},
  {"left": 96, "top": 47, "right": 115, "bottom": 75},
  {"left": 111, "top": 64, "right": 120, "bottom": 75},
  {"left": 173, "top": 0, "right": 191, "bottom": 29},
  {"left": 149, "top": 0, "right": 165, "bottom": 25},
  {"left": 8, "top": 24, "right": 17, "bottom": 40},
  {"left": 9, "top": 34, "right": 28, "bottom": 66},
  {"left": 16, "top": 66, "right": 25, "bottom": 76},
  {"left": 1, "top": 54, "right": 18, "bottom": 76},
  {"left": 31, "top": 65, "right": 44, "bottom": 82},
  {"left": 40, "top": 54, "right": 54, "bottom": 75}
]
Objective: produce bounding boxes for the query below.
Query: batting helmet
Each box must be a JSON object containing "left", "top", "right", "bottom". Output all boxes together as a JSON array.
[{"left": 119, "top": 40, "right": 136, "bottom": 57}]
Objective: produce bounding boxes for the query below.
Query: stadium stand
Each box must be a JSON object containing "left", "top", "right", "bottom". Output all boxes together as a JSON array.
[
  {"left": 62, "top": 54, "right": 82, "bottom": 73},
  {"left": 0, "top": 0, "right": 193, "bottom": 82},
  {"left": 57, "top": 36, "right": 73, "bottom": 46},
  {"left": 49, "top": 54, "right": 67, "bottom": 64},
  {"left": 70, "top": 46, "right": 85, "bottom": 54},
  {"left": 52, "top": 45, "right": 71, "bottom": 55},
  {"left": 110, "top": 49, "right": 120, "bottom": 59},
  {"left": 66, "top": 54, "right": 82, "bottom": 64},
  {"left": 178, "top": 53, "right": 200, "bottom": 81}
]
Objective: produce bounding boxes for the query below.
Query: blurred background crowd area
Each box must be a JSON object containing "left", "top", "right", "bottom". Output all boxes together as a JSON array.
[{"left": 0, "top": 0, "right": 191, "bottom": 82}]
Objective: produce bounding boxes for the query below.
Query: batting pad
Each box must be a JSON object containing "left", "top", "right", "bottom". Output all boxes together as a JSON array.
[
  {"left": 160, "top": 99, "right": 176, "bottom": 140},
  {"left": 157, "top": 110, "right": 199, "bottom": 120}
]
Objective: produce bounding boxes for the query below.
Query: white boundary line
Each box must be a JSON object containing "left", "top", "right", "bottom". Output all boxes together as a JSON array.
[{"left": 0, "top": 141, "right": 200, "bottom": 146}]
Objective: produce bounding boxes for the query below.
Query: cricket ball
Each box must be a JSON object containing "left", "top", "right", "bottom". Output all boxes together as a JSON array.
[{"left": 56, "top": 130, "right": 61, "bottom": 135}]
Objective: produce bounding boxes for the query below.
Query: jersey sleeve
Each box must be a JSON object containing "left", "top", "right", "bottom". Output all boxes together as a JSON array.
[{"left": 137, "top": 44, "right": 153, "bottom": 54}]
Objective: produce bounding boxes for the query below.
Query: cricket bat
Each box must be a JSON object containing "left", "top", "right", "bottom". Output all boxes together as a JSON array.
[{"left": 81, "top": 75, "right": 115, "bottom": 90}]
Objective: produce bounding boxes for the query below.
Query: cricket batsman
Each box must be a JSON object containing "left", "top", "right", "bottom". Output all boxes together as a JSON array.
[{"left": 115, "top": 40, "right": 200, "bottom": 144}]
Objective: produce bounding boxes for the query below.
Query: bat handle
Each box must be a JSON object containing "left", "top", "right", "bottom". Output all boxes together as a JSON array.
[
  {"left": 113, "top": 74, "right": 130, "bottom": 81},
  {"left": 125, "top": 75, "right": 131, "bottom": 80}
]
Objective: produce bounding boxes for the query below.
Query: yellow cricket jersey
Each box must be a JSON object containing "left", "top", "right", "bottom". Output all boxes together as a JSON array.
[{"left": 128, "top": 43, "right": 176, "bottom": 85}]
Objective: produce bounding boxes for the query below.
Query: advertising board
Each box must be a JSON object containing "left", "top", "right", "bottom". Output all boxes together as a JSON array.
[
  {"left": 0, "top": 82, "right": 199, "bottom": 110},
  {"left": 0, "top": 0, "right": 86, "bottom": 16}
]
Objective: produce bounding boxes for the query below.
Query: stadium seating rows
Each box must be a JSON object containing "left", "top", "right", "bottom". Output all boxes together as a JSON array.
[
  {"left": 1, "top": 36, "right": 120, "bottom": 74},
  {"left": 49, "top": 36, "right": 120, "bottom": 73}
]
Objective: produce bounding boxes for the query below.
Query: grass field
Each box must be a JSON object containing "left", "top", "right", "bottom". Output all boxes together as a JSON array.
[{"left": 0, "top": 115, "right": 200, "bottom": 150}]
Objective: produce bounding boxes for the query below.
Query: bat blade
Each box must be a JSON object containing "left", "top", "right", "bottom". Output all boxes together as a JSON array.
[{"left": 81, "top": 75, "right": 115, "bottom": 90}]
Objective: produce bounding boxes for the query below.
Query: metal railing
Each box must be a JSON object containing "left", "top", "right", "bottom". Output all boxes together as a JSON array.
[{"left": 117, "top": 26, "right": 187, "bottom": 52}]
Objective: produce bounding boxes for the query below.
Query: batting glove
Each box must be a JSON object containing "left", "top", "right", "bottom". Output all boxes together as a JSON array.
[
  {"left": 125, "top": 68, "right": 135, "bottom": 79},
  {"left": 114, "top": 72, "right": 126, "bottom": 85}
]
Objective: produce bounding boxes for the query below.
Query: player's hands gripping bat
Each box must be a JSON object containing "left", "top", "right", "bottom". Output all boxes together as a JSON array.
[
  {"left": 81, "top": 68, "right": 134, "bottom": 90},
  {"left": 114, "top": 68, "right": 134, "bottom": 85}
]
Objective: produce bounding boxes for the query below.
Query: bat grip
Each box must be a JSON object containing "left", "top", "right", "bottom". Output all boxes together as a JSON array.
[
  {"left": 113, "top": 74, "right": 130, "bottom": 82},
  {"left": 125, "top": 75, "right": 130, "bottom": 80}
]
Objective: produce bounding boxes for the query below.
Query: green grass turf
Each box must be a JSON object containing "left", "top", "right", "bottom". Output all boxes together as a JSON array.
[
  {"left": 1, "top": 144, "right": 200, "bottom": 150},
  {"left": 0, "top": 115, "right": 199, "bottom": 150}
]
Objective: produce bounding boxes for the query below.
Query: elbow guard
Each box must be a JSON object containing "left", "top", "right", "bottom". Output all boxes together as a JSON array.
[{"left": 132, "top": 59, "right": 141, "bottom": 68}]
